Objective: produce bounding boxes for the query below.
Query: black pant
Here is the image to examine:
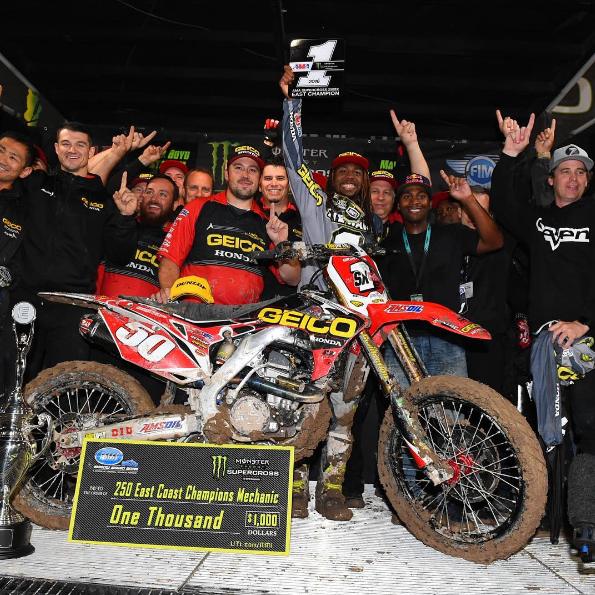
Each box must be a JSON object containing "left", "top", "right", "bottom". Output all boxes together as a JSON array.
[
  {"left": 465, "top": 332, "right": 508, "bottom": 395},
  {"left": 2, "top": 288, "right": 91, "bottom": 393},
  {"left": 565, "top": 370, "right": 595, "bottom": 456}
]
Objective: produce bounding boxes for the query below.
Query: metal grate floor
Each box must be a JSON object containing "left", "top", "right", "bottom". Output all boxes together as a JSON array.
[{"left": 0, "top": 485, "right": 593, "bottom": 595}]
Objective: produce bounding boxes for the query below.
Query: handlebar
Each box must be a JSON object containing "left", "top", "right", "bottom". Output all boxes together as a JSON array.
[{"left": 252, "top": 241, "right": 390, "bottom": 262}]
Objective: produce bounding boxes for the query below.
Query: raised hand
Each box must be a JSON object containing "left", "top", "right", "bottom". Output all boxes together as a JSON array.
[
  {"left": 139, "top": 141, "right": 172, "bottom": 167},
  {"left": 279, "top": 65, "right": 295, "bottom": 100},
  {"left": 440, "top": 170, "right": 473, "bottom": 201},
  {"left": 390, "top": 111, "right": 418, "bottom": 146},
  {"left": 266, "top": 203, "right": 289, "bottom": 245},
  {"left": 264, "top": 118, "right": 280, "bottom": 147},
  {"left": 113, "top": 172, "right": 137, "bottom": 216},
  {"left": 535, "top": 119, "right": 556, "bottom": 154},
  {"left": 496, "top": 110, "right": 520, "bottom": 138},
  {"left": 502, "top": 113, "right": 535, "bottom": 157},
  {"left": 130, "top": 129, "right": 157, "bottom": 152}
]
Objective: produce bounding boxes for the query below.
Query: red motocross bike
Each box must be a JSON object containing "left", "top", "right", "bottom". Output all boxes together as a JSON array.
[{"left": 15, "top": 242, "right": 546, "bottom": 563}]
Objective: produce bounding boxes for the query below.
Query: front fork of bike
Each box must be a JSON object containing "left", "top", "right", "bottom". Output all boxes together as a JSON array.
[{"left": 357, "top": 325, "right": 453, "bottom": 485}]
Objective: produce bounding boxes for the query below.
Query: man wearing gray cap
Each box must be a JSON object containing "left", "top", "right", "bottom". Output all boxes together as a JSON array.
[{"left": 491, "top": 113, "right": 595, "bottom": 552}]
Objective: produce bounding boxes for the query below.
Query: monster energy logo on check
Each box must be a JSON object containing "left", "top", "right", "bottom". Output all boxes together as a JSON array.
[{"left": 212, "top": 455, "right": 227, "bottom": 480}]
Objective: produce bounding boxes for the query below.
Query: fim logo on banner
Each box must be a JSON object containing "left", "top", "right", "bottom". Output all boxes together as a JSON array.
[
  {"left": 446, "top": 154, "right": 500, "bottom": 188},
  {"left": 212, "top": 455, "right": 228, "bottom": 480}
]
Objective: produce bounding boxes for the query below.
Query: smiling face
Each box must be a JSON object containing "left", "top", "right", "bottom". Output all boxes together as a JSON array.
[
  {"left": 260, "top": 164, "right": 289, "bottom": 209},
  {"left": 225, "top": 156, "right": 261, "bottom": 204},
  {"left": 397, "top": 185, "right": 431, "bottom": 227},
  {"left": 185, "top": 171, "right": 213, "bottom": 203},
  {"left": 370, "top": 180, "right": 395, "bottom": 223},
  {"left": 333, "top": 163, "right": 364, "bottom": 198},
  {"left": 140, "top": 178, "right": 175, "bottom": 226},
  {"left": 549, "top": 160, "right": 590, "bottom": 207},
  {"left": 0, "top": 137, "right": 33, "bottom": 189},
  {"left": 55, "top": 129, "right": 94, "bottom": 175}
]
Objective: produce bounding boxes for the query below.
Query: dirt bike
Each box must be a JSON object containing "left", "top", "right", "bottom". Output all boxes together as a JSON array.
[{"left": 15, "top": 242, "right": 547, "bottom": 564}]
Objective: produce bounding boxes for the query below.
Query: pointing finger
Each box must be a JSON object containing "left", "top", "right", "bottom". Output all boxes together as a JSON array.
[
  {"left": 140, "top": 130, "right": 157, "bottom": 147},
  {"left": 120, "top": 171, "right": 128, "bottom": 193}
]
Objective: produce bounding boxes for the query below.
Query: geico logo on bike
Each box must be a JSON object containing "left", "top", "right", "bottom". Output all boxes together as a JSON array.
[
  {"left": 2, "top": 218, "right": 21, "bottom": 231},
  {"left": 135, "top": 249, "right": 158, "bottom": 266},
  {"left": 207, "top": 234, "right": 264, "bottom": 252},
  {"left": 257, "top": 307, "right": 357, "bottom": 338},
  {"left": 139, "top": 419, "right": 183, "bottom": 434}
]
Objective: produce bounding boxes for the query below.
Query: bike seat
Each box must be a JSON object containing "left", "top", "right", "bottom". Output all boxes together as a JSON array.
[{"left": 125, "top": 295, "right": 283, "bottom": 324}]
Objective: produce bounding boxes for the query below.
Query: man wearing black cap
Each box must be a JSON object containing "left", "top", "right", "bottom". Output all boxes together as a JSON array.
[
  {"left": 491, "top": 115, "right": 595, "bottom": 549},
  {"left": 155, "top": 145, "right": 300, "bottom": 304},
  {"left": 379, "top": 172, "right": 503, "bottom": 387}
]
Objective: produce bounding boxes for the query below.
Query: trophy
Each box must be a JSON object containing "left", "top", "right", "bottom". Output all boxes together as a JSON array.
[{"left": 0, "top": 302, "right": 51, "bottom": 558}]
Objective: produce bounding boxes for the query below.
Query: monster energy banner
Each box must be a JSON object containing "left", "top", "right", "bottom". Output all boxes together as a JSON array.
[{"left": 69, "top": 439, "right": 294, "bottom": 555}]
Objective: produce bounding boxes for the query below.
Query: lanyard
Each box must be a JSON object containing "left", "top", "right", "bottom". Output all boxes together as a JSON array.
[{"left": 402, "top": 224, "right": 431, "bottom": 290}]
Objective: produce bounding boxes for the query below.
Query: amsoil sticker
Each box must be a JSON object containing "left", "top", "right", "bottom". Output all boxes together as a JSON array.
[{"left": 68, "top": 439, "right": 293, "bottom": 555}]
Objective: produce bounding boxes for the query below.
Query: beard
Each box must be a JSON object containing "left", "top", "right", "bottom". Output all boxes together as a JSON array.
[
  {"left": 229, "top": 180, "right": 256, "bottom": 201},
  {"left": 140, "top": 203, "right": 173, "bottom": 227}
]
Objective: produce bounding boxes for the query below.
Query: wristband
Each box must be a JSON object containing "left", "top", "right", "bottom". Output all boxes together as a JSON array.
[{"left": 536, "top": 151, "right": 551, "bottom": 159}]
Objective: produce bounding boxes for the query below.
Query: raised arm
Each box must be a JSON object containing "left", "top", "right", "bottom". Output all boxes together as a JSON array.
[
  {"left": 279, "top": 65, "right": 326, "bottom": 212},
  {"left": 90, "top": 126, "right": 157, "bottom": 185},
  {"left": 391, "top": 112, "right": 430, "bottom": 182},
  {"left": 440, "top": 170, "right": 503, "bottom": 254},
  {"left": 532, "top": 119, "right": 556, "bottom": 206},
  {"left": 490, "top": 112, "right": 535, "bottom": 240}
]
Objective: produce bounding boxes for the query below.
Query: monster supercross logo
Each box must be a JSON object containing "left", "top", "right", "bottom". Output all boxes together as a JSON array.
[
  {"left": 212, "top": 455, "right": 228, "bottom": 480},
  {"left": 536, "top": 218, "right": 590, "bottom": 251}
]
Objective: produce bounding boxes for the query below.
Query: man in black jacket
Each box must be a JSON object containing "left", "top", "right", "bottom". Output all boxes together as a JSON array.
[
  {"left": 10, "top": 122, "right": 138, "bottom": 384},
  {"left": 0, "top": 131, "right": 36, "bottom": 396},
  {"left": 491, "top": 113, "right": 595, "bottom": 546}
]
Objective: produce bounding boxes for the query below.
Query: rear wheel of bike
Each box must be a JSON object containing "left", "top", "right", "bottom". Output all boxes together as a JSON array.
[
  {"left": 14, "top": 361, "right": 154, "bottom": 530},
  {"left": 378, "top": 376, "right": 547, "bottom": 564}
]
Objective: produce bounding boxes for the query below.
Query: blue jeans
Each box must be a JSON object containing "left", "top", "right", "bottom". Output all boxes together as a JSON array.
[{"left": 383, "top": 331, "right": 468, "bottom": 389}]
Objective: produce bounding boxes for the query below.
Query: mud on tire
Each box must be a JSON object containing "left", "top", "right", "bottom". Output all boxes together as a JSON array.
[
  {"left": 378, "top": 376, "right": 547, "bottom": 564},
  {"left": 14, "top": 361, "right": 154, "bottom": 531}
]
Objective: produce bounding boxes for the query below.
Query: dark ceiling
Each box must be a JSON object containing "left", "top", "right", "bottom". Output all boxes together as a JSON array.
[{"left": 3, "top": 0, "right": 595, "bottom": 143}]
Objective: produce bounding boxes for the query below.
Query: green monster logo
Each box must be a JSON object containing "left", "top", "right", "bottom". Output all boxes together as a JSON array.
[
  {"left": 212, "top": 454, "right": 228, "bottom": 480},
  {"left": 209, "top": 141, "right": 240, "bottom": 186}
]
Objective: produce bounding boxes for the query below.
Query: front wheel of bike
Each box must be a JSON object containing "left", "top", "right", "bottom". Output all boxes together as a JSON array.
[
  {"left": 14, "top": 361, "right": 155, "bottom": 530},
  {"left": 378, "top": 376, "right": 547, "bottom": 564}
]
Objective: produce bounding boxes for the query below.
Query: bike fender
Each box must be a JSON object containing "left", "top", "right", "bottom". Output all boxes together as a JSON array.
[{"left": 367, "top": 301, "right": 491, "bottom": 340}]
